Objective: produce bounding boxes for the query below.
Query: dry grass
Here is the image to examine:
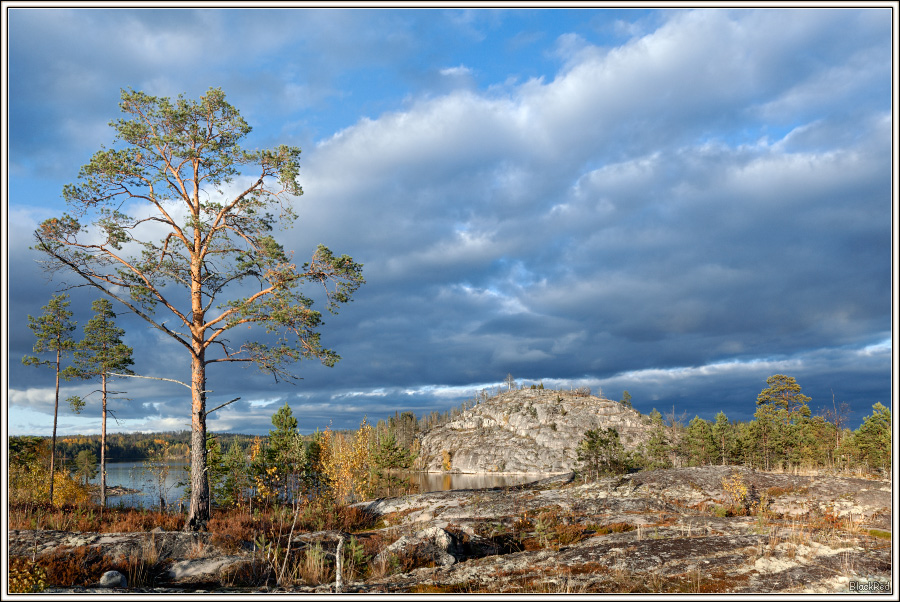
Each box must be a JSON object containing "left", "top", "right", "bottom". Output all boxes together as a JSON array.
[
  {"left": 8, "top": 503, "right": 183, "bottom": 533},
  {"left": 296, "top": 543, "right": 333, "bottom": 586},
  {"left": 11, "top": 498, "right": 375, "bottom": 546},
  {"left": 116, "top": 534, "right": 167, "bottom": 588},
  {"left": 32, "top": 546, "right": 109, "bottom": 587},
  {"left": 15, "top": 537, "right": 170, "bottom": 589}
]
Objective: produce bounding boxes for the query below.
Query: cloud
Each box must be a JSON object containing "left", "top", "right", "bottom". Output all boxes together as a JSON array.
[
  {"left": 440, "top": 65, "right": 472, "bottom": 77},
  {"left": 6, "top": 9, "right": 892, "bottom": 435}
]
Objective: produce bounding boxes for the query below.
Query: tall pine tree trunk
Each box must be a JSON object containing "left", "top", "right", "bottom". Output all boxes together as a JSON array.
[
  {"left": 185, "top": 349, "right": 209, "bottom": 531},
  {"left": 50, "top": 348, "right": 60, "bottom": 506},
  {"left": 101, "top": 372, "right": 108, "bottom": 508},
  {"left": 184, "top": 212, "right": 211, "bottom": 531}
]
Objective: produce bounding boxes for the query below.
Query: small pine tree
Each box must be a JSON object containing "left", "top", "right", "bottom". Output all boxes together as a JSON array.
[
  {"left": 22, "top": 293, "right": 79, "bottom": 506},
  {"left": 640, "top": 409, "right": 672, "bottom": 470},
  {"left": 852, "top": 403, "right": 891, "bottom": 472},
  {"left": 206, "top": 435, "right": 226, "bottom": 507},
  {"left": 68, "top": 298, "right": 134, "bottom": 507},
  {"left": 373, "top": 431, "right": 414, "bottom": 470},
  {"left": 220, "top": 439, "right": 250, "bottom": 508},
  {"left": 74, "top": 450, "right": 98, "bottom": 486},
  {"left": 267, "top": 402, "right": 302, "bottom": 501},
  {"left": 576, "top": 428, "right": 630, "bottom": 480},
  {"left": 683, "top": 416, "right": 716, "bottom": 466},
  {"left": 711, "top": 411, "right": 734, "bottom": 466}
]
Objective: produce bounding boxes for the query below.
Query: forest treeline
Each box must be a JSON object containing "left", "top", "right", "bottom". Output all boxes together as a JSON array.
[
  {"left": 8, "top": 374, "right": 891, "bottom": 510},
  {"left": 577, "top": 374, "right": 891, "bottom": 480},
  {"left": 8, "top": 385, "right": 496, "bottom": 468}
]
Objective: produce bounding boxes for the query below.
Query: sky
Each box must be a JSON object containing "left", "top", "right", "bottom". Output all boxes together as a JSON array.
[{"left": 3, "top": 5, "right": 896, "bottom": 438}]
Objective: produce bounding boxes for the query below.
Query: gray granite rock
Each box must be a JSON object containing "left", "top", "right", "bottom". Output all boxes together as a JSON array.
[
  {"left": 417, "top": 389, "right": 651, "bottom": 474},
  {"left": 98, "top": 570, "right": 127, "bottom": 588},
  {"left": 7, "top": 467, "right": 892, "bottom": 594}
]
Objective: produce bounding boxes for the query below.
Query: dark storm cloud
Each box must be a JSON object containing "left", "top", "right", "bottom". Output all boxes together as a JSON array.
[{"left": 6, "top": 8, "right": 893, "bottom": 435}]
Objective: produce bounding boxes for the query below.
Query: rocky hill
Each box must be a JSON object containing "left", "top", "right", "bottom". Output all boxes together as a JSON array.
[{"left": 416, "top": 388, "right": 650, "bottom": 474}]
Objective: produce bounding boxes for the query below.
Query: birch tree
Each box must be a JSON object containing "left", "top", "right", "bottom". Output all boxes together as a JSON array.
[{"left": 33, "top": 87, "right": 364, "bottom": 530}]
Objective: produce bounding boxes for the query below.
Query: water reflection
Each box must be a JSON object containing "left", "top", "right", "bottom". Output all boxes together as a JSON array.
[
  {"left": 95, "top": 460, "right": 550, "bottom": 508},
  {"left": 410, "top": 472, "right": 547, "bottom": 492},
  {"left": 93, "top": 460, "right": 188, "bottom": 509}
]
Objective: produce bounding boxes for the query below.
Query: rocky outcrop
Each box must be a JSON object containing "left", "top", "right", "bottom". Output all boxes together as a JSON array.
[
  {"left": 350, "top": 467, "right": 892, "bottom": 594},
  {"left": 374, "top": 526, "right": 461, "bottom": 568},
  {"left": 12, "top": 467, "right": 892, "bottom": 594},
  {"left": 416, "top": 389, "right": 649, "bottom": 474}
]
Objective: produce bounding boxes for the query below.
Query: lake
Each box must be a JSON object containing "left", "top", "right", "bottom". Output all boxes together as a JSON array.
[
  {"left": 94, "top": 460, "right": 549, "bottom": 508},
  {"left": 91, "top": 459, "right": 190, "bottom": 509},
  {"left": 407, "top": 472, "right": 547, "bottom": 492}
]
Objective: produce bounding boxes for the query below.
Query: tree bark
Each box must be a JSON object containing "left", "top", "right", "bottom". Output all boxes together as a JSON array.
[
  {"left": 101, "top": 372, "right": 108, "bottom": 508},
  {"left": 50, "top": 348, "right": 60, "bottom": 507},
  {"left": 185, "top": 193, "right": 210, "bottom": 532},
  {"left": 185, "top": 350, "right": 209, "bottom": 531},
  {"left": 335, "top": 534, "right": 345, "bottom": 593}
]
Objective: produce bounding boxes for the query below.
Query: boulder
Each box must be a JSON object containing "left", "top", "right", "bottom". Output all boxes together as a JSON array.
[
  {"left": 98, "top": 570, "right": 127, "bottom": 588},
  {"left": 374, "top": 527, "right": 460, "bottom": 568}
]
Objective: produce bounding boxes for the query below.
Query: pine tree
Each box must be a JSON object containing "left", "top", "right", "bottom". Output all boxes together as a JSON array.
[
  {"left": 640, "top": 409, "right": 672, "bottom": 470},
  {"left": 576, "top": 428, "right": 629, "bottom": 480},
  {"left": 267, "top": 402, "right": 301, "bottom": 501},
  {"left": 74, "top": 450, "right": 99, "bottom": 486},
  {"left": 683, "top": 416, "right": 716, "bottom": 466},
  {"left": 754, "top": 375, "right": 812, "bottom": 471},
  {"left": 757, "top": 374, "right": 812, "bottom": 417},
  {"left": 373, "top": 431, "right": 414, "bottom": 470},
  {"left": 218, "top": 439, "right": 250, "bottom": 508},
  {"left": 711, "top": 411, "right": 733, "bottom": 466},
  {"left": 22, "top": 293, "right": 79, "bottom": 506},
  {"left": 68, "top": 298, "right": 134, "bottom": 507},
  {"left": 34, "top": 88, "right": 364, "bottom": 530},
  {"left": 853, "top": 403, "right": 891, "bottom": 472},
  {"left": 738, "top": 419, "right": 764, "bottom": 469}
]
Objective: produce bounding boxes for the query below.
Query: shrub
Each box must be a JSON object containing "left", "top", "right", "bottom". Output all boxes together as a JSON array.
[
  {"left": 442, "top": 450, "right": 453, "bottom": 471},
  {"left": 35, "top": 545, "right": 109, "bottom": 587},
  {"left": 721, "top": 472, "right": 750, "bottom": 515},
  {"left": 9, "top": 557, "right": 48, "bottom": 593},
  {"left": 9, "top": 463, "right": 91, "bottom": 507}
]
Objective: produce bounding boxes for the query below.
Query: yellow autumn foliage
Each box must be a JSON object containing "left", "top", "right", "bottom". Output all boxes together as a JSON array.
[
  {"left": 320, "top": 420, "right": 376, "bottom": 503},
  {"left": 249, "top": 436, "right": 278, "bottom": 505},
  {"left": 9, "top": 462, "right": 91, "bottom": 506}
]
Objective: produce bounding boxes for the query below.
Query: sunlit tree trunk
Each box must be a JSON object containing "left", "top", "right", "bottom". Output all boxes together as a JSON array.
[
  {"left": 50, "top": 347, "right": 60, "bottom": 506},
  {"left": 101, "top": 372, "right": 107, "bottom": 508},
  {"left": 186, "top": 238, "right": 210, "bottom": 529}
]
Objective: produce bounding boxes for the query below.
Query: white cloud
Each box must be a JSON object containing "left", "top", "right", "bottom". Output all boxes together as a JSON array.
[
  {"left": 440, "top": 65, "right": 472, "bottom": 77},
  {"left": 7, "top": 9, "right": 890, "bottom": 435},
  {"left": 8, "top": 388, "right": 57, "bottom": 407}
]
